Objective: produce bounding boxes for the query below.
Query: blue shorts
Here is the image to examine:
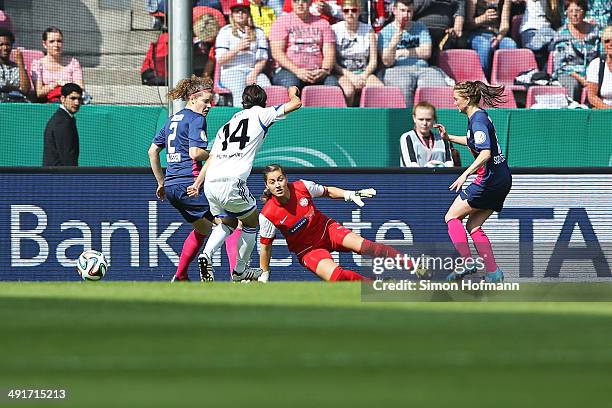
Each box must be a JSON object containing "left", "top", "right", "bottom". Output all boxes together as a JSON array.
[
  {"left": 165, "top": 183, "right": 214, "bottom": 224},
  {"left": 460, "top": 181, "right": 511, "bottom": 213}
]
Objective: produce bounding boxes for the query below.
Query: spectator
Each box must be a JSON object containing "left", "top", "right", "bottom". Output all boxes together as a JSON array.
[
  {"left": 332, "top": 0, "right": 383, "bottom": 106},
  {"left": 250, "top": 0, "right": 277, "bottom": 36},
  {"left": 412, "top": 0, "right": 466, "bottom": 63},
  {"left": 32, "top": 27, "right": 84, "bottom": 103},
  {"left": 519, "top": 0, "right": 563, "bottom": 68},
  {"left": 43, "top": 83, "right": 82, "bottom": 167},
  {"left": 282, "top": 0, "right": 344, "bottom": 24},
  {"left": 550, "top": 0, "right": 598, "bottom": 101},
  {"left": 0, "top": 10, "right": 13, "bottom": 32},
  {"left": 378, "top": 0, "right": 448, "bottom": 107},
  {"left": 216, "top": 0, "right": 271, "bottom": 105},
  {"left": 400, "top": 101, "right": 455, "bottom": 167},
  {"left": 586, "top": 25, "right": 612, "bottom": 108},
  {"left": 193, "top": 6, "right": 226, "bottom": 78},
  {"left": 465, "top": 0, "right": 517, "bottom": 75},
  {"left": 270, "top": 0, "right": 338, "bottom": 89},
  {"left": 0, "top": 28, "right": 30, "bottom": 100},
  {"left": 585, "top": 0, "right": 611, "bottom": 31}
]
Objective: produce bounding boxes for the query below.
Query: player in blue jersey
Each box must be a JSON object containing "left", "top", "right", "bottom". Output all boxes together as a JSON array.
[
  {"left": 434, "top": 80, "right": 512, "bottom": 283},
  {"left": 148, "top": 75, "right": 235, "bottom": 282}
]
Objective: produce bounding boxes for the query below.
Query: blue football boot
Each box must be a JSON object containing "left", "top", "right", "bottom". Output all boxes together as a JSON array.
[{"left": 484, "top": 267, "right": 504, "bottom": 283}]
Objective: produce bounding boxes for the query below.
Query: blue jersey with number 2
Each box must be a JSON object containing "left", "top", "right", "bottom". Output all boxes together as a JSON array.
[
  {"left": 152, "top": 109, "right": 208, "bottom": 186},
  {"left": 466, "top": 110, "right": 511, "bottom": 188}
]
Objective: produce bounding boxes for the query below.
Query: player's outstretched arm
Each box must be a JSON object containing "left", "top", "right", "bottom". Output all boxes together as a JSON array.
[
  {"left": 449, "top": 149, "right": 491, "bottom": 192},
  {"left": 283, "top": 86, "right": 302, "bottom": 114},
  {"left": 148, "top": 143, "right": 166, "bottom": 200},
  {"left": 259, "top": 242, "right": 272, "bottom": 282},
  {"left": 433, "top": 123, "right": 467, "bottom": 146},
  {"left": 324, "top": 186, "right": 377, "bottom": 207}
]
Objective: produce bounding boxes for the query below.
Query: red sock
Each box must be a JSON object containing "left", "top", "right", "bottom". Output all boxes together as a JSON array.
[
  {"left": 360, "top": 239, "right": 401, "bottom": 258},
  {"left": 225, "top": 229, "right": 241, "bottom": 275},
  {"left": 447, "top": 218, "right": 472, "bottom": 259},
  {"left": 360, "top": 239, "right": 412, "bottom": 269},
  {"left": 470, "top": 227, "right": 498, "bottom": 272},
  {"left": 175, "top": 230, "right": 206, "bottom": 279},
  {"left": 329, "top": 266, "right": 366, "bottom": 281}
]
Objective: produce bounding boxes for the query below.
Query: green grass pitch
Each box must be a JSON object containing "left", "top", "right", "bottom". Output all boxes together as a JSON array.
[{"left": 1, "top": 282, "right": 611, "bottom": 407}]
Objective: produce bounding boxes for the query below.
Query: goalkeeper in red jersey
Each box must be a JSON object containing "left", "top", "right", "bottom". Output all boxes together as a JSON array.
[{"left": 258, "top": 164, "right": 409, "bottom": 282}]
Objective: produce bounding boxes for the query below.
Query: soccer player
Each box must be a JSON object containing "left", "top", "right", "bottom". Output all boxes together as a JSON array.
[
  {"left": 148, "top": 75, "right": 226, "bottom": 282},
  {"left": 434, "top": 80, "right": 512, "bottom": 283},
  {"left": 187, "top": 85, "right": 302, "bottom": 282},
  {"left": 257, "top": 164, "right": 408, "bottom": 282}
]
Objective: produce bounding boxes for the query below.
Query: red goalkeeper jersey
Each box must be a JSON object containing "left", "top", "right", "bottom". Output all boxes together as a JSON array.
[{"left": 259, "top": 180, "right": 333, "bottom": 255}]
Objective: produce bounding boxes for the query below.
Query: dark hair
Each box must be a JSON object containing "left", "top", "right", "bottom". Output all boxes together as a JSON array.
[
  {"left": 0, "top": 28, "right": 15, "bottom": 45},
  {"left": 42, "top": 26, "right": 63, "bottom": 41},
  {"left": 167, "top": 75, "right": 213, "bottom": 101},
  {"left": 242, "top": 84, "right": 267, "bottom": 109},
  {"left": 412, "top": 101, "right": 437, "bottom": 121},
  {"left": 394, "top": 0, "right": 414, "bottom": 7},
  {"left": 454, "top": 80, "right": 506, "bottom": 107},
  {"left": 566, "top": 0, "right": 588, "bottom": 11},
  {"left": 261, "top": 164, "right": 285, "bottom": 202},
  {"left": 61, "top": 82, "right": 83, "bottom": 97}
]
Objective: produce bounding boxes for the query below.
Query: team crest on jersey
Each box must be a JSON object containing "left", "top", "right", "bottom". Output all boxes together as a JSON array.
[
  {"left": 299, "top": 197, "right": 309, "bottom": 207},
  {"left": 474, "top": 131, "right": 486, "bottom": 144}
]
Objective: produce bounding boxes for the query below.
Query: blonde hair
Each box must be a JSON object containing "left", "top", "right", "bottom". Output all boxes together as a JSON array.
[
  {"left": 602, "top": 25, "right": 612, "bottom": 41},
  {"left": 454, "top": 80, "right": 506, "bottom": 108},
  {"left": 167, "top": 75, "right": 213, "bottom": 101}
]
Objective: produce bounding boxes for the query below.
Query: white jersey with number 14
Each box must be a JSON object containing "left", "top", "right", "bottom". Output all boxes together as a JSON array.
[{"left": 206, "top": 104, "right": 286, "bottom": 182}]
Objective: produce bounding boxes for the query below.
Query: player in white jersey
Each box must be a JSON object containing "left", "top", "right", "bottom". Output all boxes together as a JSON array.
[{"left": 187, "top": 84, "right": 302, "bottom": 281}]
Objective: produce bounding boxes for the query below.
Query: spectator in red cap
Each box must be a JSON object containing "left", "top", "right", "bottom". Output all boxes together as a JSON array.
[{"left": 215, "top": 0, "right": 271, "bottom": 105}]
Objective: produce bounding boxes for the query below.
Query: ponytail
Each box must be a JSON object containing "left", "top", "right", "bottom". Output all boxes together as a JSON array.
[{"left": 454, "top": 80, "right": 506, "bottom": 108}]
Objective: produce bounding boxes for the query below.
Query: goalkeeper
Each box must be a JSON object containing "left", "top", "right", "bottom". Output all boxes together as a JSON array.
[{"left": 257, "top": 164, "right": 409, "bottom": 282}]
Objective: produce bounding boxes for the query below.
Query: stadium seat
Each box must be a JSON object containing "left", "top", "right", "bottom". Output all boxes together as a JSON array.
[
  {"left": 497, "top": 88, "right": 518, "bottom": 108},
  {"left": 511, "top": 14, "right": 523, "bottom": 46},
  {"left": 219, "top": 0, "right": 232, "bottom": 15},
  {"left": 525, "top": 85, "right": 568, "bottom": 108},
  {"left": 301, "top": 85, "right": 347, "bottom": 107},
  {"left": 413, "top": 87, "right": 455, "bottom": 108},
  {"left": 438, "top": 49, "right": 488, "bottom": 84},
  {"left": 264, "top": 85, "right": 290, "bottom": 107},
  {"left": 0, "top": 10, "right": 13, "bottom": 32},
  {"left": 359, "top": 86, "right": 406, "bottom": 108},
  {"left": 491, "top": 49, "right": 538, "bottom": 90},
  {"left": 9, "top": 48, "right": 44, "bottom": 90}
]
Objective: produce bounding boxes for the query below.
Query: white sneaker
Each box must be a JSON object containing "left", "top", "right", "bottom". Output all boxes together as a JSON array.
[
  {"left": 232, "top": 267, "right": 263, "bottom": 282},
  {"left": 257, "top": 271, "right": 270, "bottom": 283}
]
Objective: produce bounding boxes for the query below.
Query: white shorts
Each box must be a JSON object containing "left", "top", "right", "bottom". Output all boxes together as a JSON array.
[{"left": 204, "top": 177, "right": 257, "bottom": 218}]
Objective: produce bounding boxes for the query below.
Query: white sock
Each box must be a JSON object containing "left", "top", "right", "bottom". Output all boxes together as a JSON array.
[
  {"left": 202, "top": 223, "right": 233, "bottom": 260},
  {"left": 258, "top": 271, "right": 269, "bottom": 283},
  {"left": 234, "top": 226, "right": 257, "bottom": 273}
]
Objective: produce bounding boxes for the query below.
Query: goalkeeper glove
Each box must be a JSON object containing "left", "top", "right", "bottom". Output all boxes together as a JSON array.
[{"left": 344, "top": 188, "right": 377, "bottom": 207}]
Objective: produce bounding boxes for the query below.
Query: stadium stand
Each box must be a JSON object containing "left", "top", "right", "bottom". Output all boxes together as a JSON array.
[
  {"left": 264, "top": 85, "right": 290, "bottom": 107},
  {"left": 491, "top": 48, "right": 538, "bottom": 90},
  {"left": 359, "top": 86, "right": 406, "bottom": 108},
  {"left": 302, "top": 85, "right": 347, "bottom": 107},
  {"left": 437, "top": 49, "right": 488, "bottom": 84},
  {"left": 525, "top": 85, "right": 569, "bottom": 108},
  {"left": 413, "top": 87, "right": 455, "bottom": 108}
]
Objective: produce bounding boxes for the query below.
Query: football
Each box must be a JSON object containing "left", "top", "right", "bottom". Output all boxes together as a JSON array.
[{"left": 76, "top": 250, "right": 109, "bottom": 281}]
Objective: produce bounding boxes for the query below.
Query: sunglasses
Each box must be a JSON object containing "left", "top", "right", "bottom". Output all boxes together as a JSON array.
[
  {"left": 604, "top": 39, "right": 612, "bottom": 44},
  {"left": 293, "top": 0, "right": 310, "bottom": 3},
  {"left": 343, "top": 8, "right": 358, "bottom": 13}
]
